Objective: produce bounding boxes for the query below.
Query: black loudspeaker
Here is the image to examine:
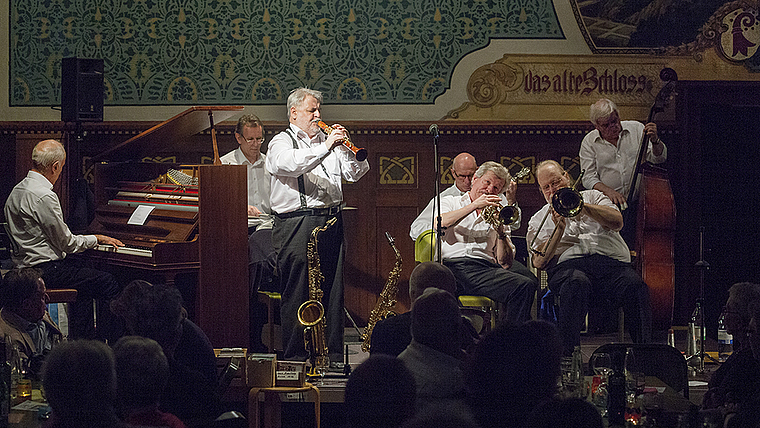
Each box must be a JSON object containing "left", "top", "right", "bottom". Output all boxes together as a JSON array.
[{"left": 61, "top": 57, "right": 104, "bottom": 122}]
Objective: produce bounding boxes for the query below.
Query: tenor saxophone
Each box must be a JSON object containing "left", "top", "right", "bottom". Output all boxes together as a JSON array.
[
  {"left": 361, "top": 232, "right": 403, "bottom": 353},
  {"left": 298, "top": 216, "right": 337, "bottom": 377}
]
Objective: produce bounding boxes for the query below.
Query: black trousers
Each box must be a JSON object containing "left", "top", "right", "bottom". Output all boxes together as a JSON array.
[
  {"left": 443, "top": 257, "right": 538, "bottom": 325},
  {"left": 35, "top": 257, "right": 121, "bottom": 342},
  {"left": 248, "top": 228, "right": 278, "bottom": 353},
  {"left": 272, "top": 212, "right": 344, "bottom": 362},
  {"left": 546, "top": 254, "right": 652, "bottom": 355}
]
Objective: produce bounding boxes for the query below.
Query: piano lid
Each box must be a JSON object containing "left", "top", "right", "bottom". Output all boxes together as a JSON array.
[{"left": 94, "top": 106, "right": 245, "bottom": 162}]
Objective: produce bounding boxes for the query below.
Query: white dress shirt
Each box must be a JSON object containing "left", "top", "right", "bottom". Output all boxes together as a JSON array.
[
  {"left": 439, "top": 193, "right": 515, "bottom": 264},
  {"left": 410, "top": 185, "right": 521, "bottom": 241},
  {"left": 580, "top": 120, "right": 667, "bottom": 199},
  {"left": 220, "top": 148, "right": 273, "bottom": 229},
  {"left": 265, "top": 123, "right": 369, "bottom": 214},
  {"left": 4, "top": 170, "right": 97, "bottom": 267},
  {"left": 526, "top": 189, "right": 631, "bottom": 264}
]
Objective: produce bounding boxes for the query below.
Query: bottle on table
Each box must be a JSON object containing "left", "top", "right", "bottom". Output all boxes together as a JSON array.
[
  {"left": 717, "top": 311, "right": 733, "bottom": 362},
  {"left": 687, "top": 304, "right": 703, "bottom": 357}
]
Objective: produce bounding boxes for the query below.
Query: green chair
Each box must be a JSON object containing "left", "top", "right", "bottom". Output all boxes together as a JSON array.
[{"left": 414, "top": 229, "right": 499, "bottom": 332}]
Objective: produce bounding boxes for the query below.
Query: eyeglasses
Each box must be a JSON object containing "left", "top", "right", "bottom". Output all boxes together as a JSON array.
[
  {"left": 452, "top": 171, "right": 474, "bottom": 180},
  {"left": 237, "top": 133, "right": 264, "bottom": 144}
]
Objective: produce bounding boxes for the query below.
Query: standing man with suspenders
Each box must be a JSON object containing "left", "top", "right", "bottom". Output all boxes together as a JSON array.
[{"left": 266, "top": 88, "right": 370, "bottom": 364}]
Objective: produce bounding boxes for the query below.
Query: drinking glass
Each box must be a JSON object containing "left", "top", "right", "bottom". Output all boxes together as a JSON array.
[{"left": 590, "top": 353, "right": 613, "bottom": 380}]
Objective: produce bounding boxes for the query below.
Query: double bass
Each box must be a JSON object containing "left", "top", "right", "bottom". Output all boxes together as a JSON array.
[{"left": 627, "top": 68, "right": 678, "bottom": 331}]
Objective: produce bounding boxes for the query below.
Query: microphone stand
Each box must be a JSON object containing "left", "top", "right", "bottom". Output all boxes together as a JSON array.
[
  {"left": 686, "top": 227, "right": 717, "bottom": 372},
  {"left": 430, "top": 124, "right": 443, "bottom": 263}
]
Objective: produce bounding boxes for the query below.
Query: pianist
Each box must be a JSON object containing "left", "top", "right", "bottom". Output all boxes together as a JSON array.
[
  {"left": 266, "top": 88, "right": 370, "bottom": 364},
  {"left": 3, "top": 139, "right": 123, "bottom": 342},
  {"left": 220, "top": 113, "right": 278, "bottom": 352}
]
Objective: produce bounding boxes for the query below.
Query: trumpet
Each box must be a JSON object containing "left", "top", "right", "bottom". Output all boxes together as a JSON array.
[
  {"left": 316, "top": 121, "right": 368, "bottom": 162},
  {"left": 529, "top": 169, "right": 585, "bottom": 257},
  {"left": 481, "top": 203, "right": 520, "bottom": 230}
]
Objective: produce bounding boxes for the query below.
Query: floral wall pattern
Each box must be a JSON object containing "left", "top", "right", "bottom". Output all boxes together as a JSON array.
[{"left": 10, "top": 0, "right": 563, "bottom": 106}]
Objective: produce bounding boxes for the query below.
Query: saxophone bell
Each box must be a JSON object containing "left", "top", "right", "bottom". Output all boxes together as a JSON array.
[
  {"left": 316, "top": 121, "right": 368, "bottom": 161},
  {"left": 298, "top": 300, "right": 329, "bottom": 376}
]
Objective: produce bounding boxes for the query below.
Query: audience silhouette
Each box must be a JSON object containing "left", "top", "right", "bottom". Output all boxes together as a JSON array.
[
  {"left": 113, "top": 335, "right": 187, "bottom": 428},
  {"left": 345, "top": 354, "right": 417, "bottom": 428}
]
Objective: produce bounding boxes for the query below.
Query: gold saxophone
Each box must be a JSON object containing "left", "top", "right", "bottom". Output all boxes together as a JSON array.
[
  {"left": 361, "top": 232, "right": 403, "bottom": 353},
  {"left": 297, "top": 216, "right": 337, "bottom": 377}
]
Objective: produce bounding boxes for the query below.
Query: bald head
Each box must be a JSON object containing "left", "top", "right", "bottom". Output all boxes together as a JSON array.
[
  {"left": 451, "top": 152, "right": 477, "bottom": 192},
  {"left": 32, "top": 139, "right": 66, "bottom": 185},
  {"left": 408, "top": 261, "right": 457, "bottom": 302}
]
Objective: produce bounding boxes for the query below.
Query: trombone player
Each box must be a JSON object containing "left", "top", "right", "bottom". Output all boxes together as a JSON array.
[
  {"left": 527, "top": 160, "right": 652, "bottom": 356},
  {"left": 439, "top": 162, "right": 537, "bottom": 325}
]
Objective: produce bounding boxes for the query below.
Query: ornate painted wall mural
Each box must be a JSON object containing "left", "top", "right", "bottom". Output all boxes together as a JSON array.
[
  {"left": 572, "top": 0, "right": 760, "bottom": 72},
  {"left": 10, "top": 0, "right": 563, "bottom": 106}
]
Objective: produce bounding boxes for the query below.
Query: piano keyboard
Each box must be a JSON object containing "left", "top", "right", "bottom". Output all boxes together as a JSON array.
[{"left": 95, "top": 244, "right": 153, "bottom": 258}]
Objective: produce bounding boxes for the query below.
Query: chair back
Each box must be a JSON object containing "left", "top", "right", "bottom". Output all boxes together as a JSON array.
[
  {"left": 591, "top": 343, "right": 689, "bottom": 398},
  {"left": 1, "top": 222, "right": 20, "bottom": 259},
  {"left": 414, "top": 229, "right": 435, "bottom": 263}
]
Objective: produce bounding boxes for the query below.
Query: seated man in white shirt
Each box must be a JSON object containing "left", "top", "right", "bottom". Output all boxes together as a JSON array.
[
  {"left": 4, "top": 139, "right": 123, "bottom": 342},
  {"left": 220, "top": 114, "right": 276, "bottom": 352},
  {"left": 527, "top": 160, "right": 652, "bottom": 355},
  {"left": 439, "top": 162, "right": 538, "bottom": 325},
  {"left": 410, "top": 153, "right": 522, "bottom": 243}
]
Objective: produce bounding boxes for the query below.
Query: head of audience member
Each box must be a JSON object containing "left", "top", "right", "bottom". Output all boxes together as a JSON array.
[
  {"left": 724, "top": 282, "right": 760, "bottom": 350},
  {"left": 345, "top": 354, "right": 417, "bottom": 428},
  {"left": 400, "top": 400, "right": 480, "bottom": 428},
  {"left": 525, "top": 397, "right": 604, "bottom": 428},
  {"left": 536, "top": 160, "right": 574, "bottom": 204},
  {"left": 234, "top": 114, "right": 265, "bottom": 162},
  {"left": 451, "top": 153, "right": 477, "bottom": 192},
  {"left": 287, "top": 87, "right": 323, "bottom": 138},
  {"left": 110, "top": 280, "right": 185, "bottom": 359},
  {"left": 469, "top": 161, "right": 510, "bottom": 201},
  {"left": 465, "top": 320, "right": 563, "bottom": 428},
  {"left": 410, "top": 288, "right": 462, "bottom": 358},
  {"left": 113, "top": 335, "right": 169, "bottom": 416},
  {"left": 0, "top": 267, "right": 48, "bottom": 323},
  {"left": 31, "top": 139, "right": 66, "bottom": 185},
  {"left": 590, "top": 98, "right": 622, "bottom": 144},
  {"left": 42, "top": 339, "right": 119, "bottom": 427},
  {"left": 408, "top": 261, "right": 457, "bottom": 303}
]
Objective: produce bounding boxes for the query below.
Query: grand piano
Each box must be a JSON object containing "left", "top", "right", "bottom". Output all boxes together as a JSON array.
[{"left": 82, "top": 106, "right": 249, "bottom": 347}]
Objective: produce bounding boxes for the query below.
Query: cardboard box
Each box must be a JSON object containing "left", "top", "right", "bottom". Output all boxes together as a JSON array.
[
  {"left": 245, "top": 353, "right": 277, "bottom": 387},
  {"left": 275, "top": 361, "right": 306, "bottom": 387}
]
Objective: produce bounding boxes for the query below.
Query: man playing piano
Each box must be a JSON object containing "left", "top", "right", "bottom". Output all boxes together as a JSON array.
[
  {"left": 4, "top": 139, "right": 123, "bottom": 342},
  {"left": 220, "top": 113, "right": 278, "bottom": 352},
  {"left": 266, "top": 88, "right": 370, "bottom": 365}
]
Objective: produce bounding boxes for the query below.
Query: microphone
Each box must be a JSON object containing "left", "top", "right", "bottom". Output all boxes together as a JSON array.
[{"left": 429, "top": 123, "right": 439, "bottom": 137}]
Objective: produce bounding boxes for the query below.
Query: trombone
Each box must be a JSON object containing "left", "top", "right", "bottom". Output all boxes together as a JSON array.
[{"left": 529, "top": 169, "right": 585, "bottom": 257}]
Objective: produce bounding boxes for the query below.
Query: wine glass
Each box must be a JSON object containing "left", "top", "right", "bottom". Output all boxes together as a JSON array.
[{"left": 590, "top": 352, "right": 613, "bottom": 379}]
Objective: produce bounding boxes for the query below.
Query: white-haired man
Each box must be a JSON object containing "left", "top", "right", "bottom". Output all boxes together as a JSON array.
[
  {"left": 439, "top": 161, "right": 537, "bottom": 325},
  {"left": 409, "top": 152, "right": 521, "bottom": 242},
  {"left": 579, "top": 98, "right": 667, "bottom": 245},
  {"left": 266, "top": 88, "right": 370, "bottom": 364},
  {"left": 4, "top": 139, "right": 123, "bottom": 342}
]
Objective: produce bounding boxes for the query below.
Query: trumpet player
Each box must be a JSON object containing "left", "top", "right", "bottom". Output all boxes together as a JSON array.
[
  {"left": 527, "top": 160, "right": 652, "bottom": 356},
  {"left": 266, "top": 88, "right": 370, "bottom": 364},
  {"left": 439, "top": 162, "right": 538, "bottom": 325},
  {"left": 409, "top": 153, "right": 522, "bottom": 242}
]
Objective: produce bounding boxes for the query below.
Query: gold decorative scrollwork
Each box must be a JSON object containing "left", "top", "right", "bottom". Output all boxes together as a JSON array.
[
  {"left": 440, "top": 156, "right": 454, "bottom": 185},
  {"left": 500, "top": 156, "right": 537, "bottom": 184},
  {"left": 467, "top": 57, "right": 522, "bottom": 108},
  {"left": 379, "top": 156, "right": 416, "bottom": 185},
  {"left": 560, "top": 156, "right": 583, "bottom": 183},
  {"left": 141, "top": 156, "right": 178, "bottom": 163}
]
